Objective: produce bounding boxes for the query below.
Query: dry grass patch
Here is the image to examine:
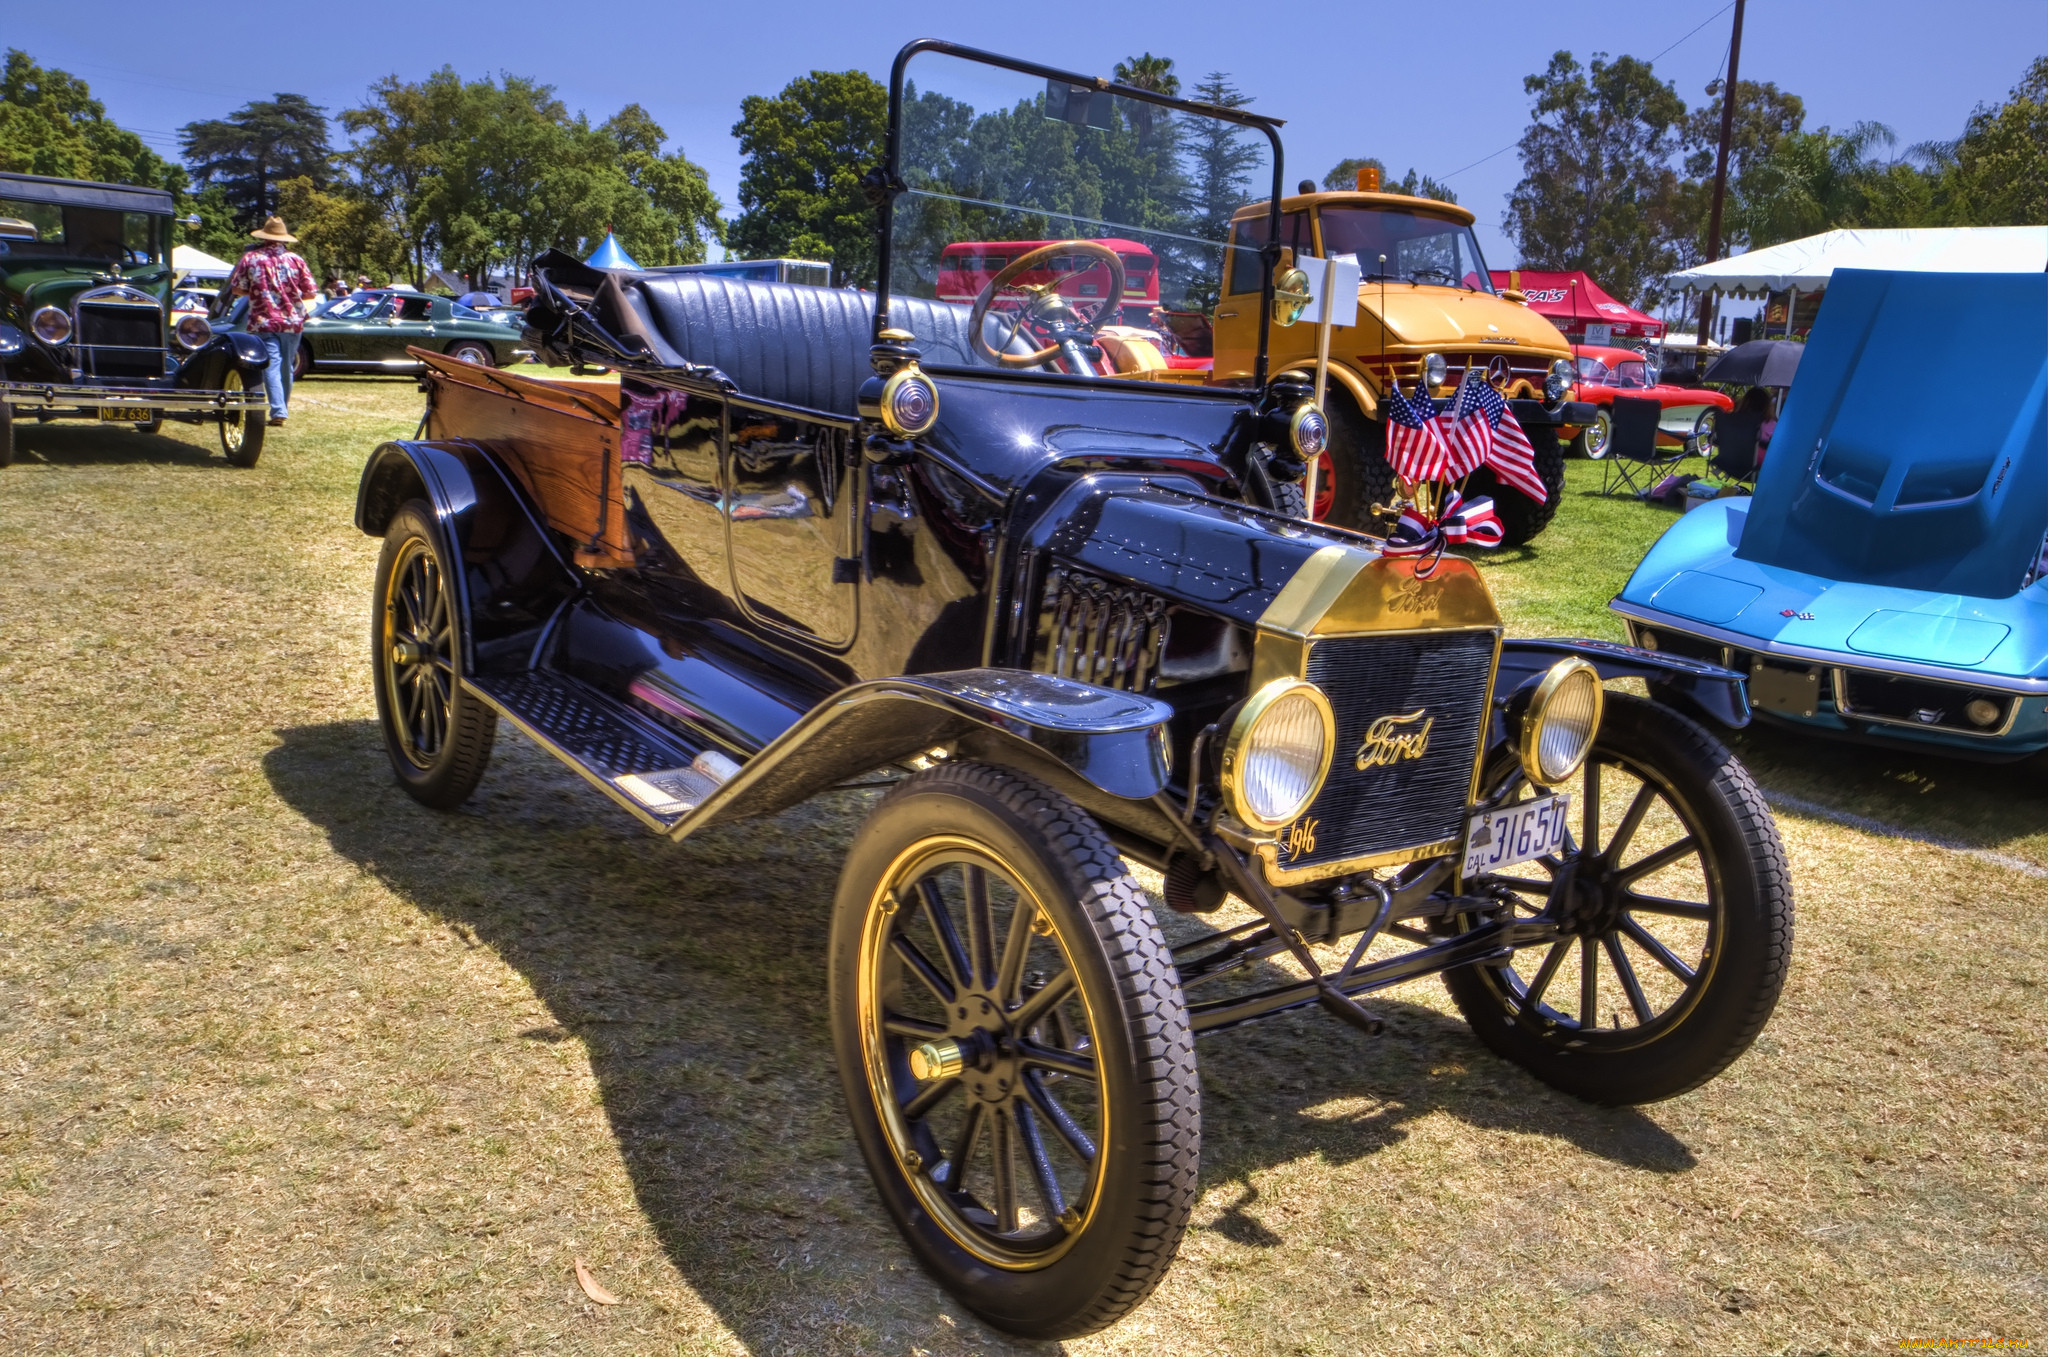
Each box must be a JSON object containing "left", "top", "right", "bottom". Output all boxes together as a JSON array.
[{"left": 0, "top": 382, "right": 2041, "bottom": 1354}]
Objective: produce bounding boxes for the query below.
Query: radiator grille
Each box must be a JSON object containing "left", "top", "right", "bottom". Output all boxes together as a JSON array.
[
  {"left": 78, "top": 303, "right": 164, "bottom": 378},
  {"left": 1277, "top": 630, "right": 1496, "bottom": 873},
  {"left": 1034, "top": 566, "right": 1169, "bottom": 692}
]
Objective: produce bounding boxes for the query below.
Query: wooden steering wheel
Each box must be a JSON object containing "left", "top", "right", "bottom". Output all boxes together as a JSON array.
[{"left": 966, "top": 240, "right": 1127, "bottom": 369}]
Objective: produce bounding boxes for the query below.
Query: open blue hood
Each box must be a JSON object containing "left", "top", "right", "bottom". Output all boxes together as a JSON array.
[{"left": 1735, "top": 268, "right": 2046, "bottom": 601}]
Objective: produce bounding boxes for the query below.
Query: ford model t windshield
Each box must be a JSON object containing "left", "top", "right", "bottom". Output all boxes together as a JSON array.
[{"left": 368, "top": 38, "right": 1791, "bottom": 1342}]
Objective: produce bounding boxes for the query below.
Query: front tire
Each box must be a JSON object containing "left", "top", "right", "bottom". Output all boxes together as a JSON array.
[
  {"left": 1572, "top": 407, "right": 1612, "bottom": 459},
  {"left": 1315, "top": 391, "right": 1397, "bottom": 530},
  {"left": 1462, "top": 422, "right": 1565, "bottom": 547},
  {"left": 830, "top": 763, "right": 1200, "bottom": 1340},
  {"left": 372, "top": 501, "right": 497, "bottom": 808},
  {"left": 1443, "top": 694, "right": 1792, "bottom": 1104},
  {"left": 219, "top": 366, "right": 265, "bottom": 467},
  {"left": 0, "top": 401, "right": 13, "bottom": 468}
]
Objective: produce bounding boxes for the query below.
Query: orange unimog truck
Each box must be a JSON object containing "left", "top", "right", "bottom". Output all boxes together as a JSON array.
[{"left": 1210, "top": 170, "right": 1582, "bottom": 544}]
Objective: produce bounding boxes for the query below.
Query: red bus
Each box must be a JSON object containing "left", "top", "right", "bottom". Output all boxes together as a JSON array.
[{"left": 935, "top": 237, "right": 1159, "bottom": 325}]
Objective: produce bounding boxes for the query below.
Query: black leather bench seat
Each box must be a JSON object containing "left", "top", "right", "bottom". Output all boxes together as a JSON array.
[{"left": 593, "top": 273, "right": 1029, "bottom": 417}]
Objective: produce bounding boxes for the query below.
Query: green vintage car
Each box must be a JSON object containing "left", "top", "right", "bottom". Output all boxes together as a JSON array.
[{"left": 220, "top": 289, "right": 531, "bottom": 376}]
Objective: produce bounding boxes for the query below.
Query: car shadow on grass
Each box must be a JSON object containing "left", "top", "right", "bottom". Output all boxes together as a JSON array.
[
  {"left": 8, "top": 422, "right": 229, "bottom": 468},
  {"left": 264, "top": 719, "right": 1695, "bottom": 1353}
]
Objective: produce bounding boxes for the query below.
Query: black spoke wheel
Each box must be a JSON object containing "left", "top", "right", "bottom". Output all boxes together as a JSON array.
[
  {"left": 0, "top": 401, "right": 13, "bottom": 468},
  {"left": 1442, "top": 693, "right": 1792, "bottom": 1104},
  {"left": 371, "top": 501, "right": 496, "bottom": 808},
  {"left": 218, "top": 366, "right": 265, "bottom": 467},
  {"left": 1462, "top": 421, "right": 1565, "bottom": 546},
  {"left": 830, "top": 763, "right": 1199, "bottom": 1340}
]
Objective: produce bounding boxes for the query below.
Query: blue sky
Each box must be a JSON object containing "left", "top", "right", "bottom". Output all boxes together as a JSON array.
[{"left": 15, "top": 1, "right": 2040, "bottom": 289}]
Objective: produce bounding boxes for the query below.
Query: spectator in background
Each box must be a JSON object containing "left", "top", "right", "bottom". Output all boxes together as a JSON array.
[
  {"left": 1742, "top": 387, "right": 1779, "bottom": 466},
  {"left": 323, "top": 274, "right": 350, "bottom": 300},
  {"left": 225, "top": 216, "right": 318, "bottom": 428}
]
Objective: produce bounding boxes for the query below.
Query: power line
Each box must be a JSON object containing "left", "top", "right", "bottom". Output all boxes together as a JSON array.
[{"left": 1648, "top": 2, "right": 1737, "bottom": 68}]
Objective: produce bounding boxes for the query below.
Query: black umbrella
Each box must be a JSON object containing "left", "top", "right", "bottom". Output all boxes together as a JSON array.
[{"left": 1701, "top": 338, "right": 1804, "bottom": 387}]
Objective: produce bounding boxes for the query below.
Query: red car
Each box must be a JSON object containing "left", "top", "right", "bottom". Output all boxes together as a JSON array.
[{"left": 1567, "top": 344, "right": 1733, "bottom": 458}]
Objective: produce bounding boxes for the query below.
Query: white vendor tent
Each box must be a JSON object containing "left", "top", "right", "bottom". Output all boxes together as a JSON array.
[
  {"left": 1668, "top": 226, "right": 2047, "bottom": 297},
  {"left": 172, "top": 244, "right": 235, "bottom": 279}
]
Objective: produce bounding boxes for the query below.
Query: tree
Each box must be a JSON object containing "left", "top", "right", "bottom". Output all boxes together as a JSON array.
[
  {"left": 602, "top": 104, "right": 723, "bottom": 266},
  {"left": 338, "top": 70, "right": 465, "bottom": 286},
  {"left": 1113, "top": 52, "right": 1179, "bottom": 151},
  {"left": 1320, "top": 156, "right": 1458, "bottom": 203},
  {"left": 275, "top": 175, "right": 407, "bottom": 283},
  {"left": 0, "top": 49, "right": 184, "bottom": 192},
  {"left": 180, "top": 94, "right": 332, "bottom": 225},
  {"left": 1504, "top": 51, "right": 1691, "bottom": 306},
  {"left": 1182, "top": 72, "right": 1261, "bottom": 240},
  {"left": 1939, "top": 56, "right": 2048, "bottom": 225},
  {"left": 1726, "top": 121, "right": 1903, "bottom": 246},
  {"left": 729, "top": 70, "right": 888, "bottom": 284}
]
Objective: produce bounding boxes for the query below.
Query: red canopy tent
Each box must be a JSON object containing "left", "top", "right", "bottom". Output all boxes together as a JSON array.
[{"left": 1487, "top": 269, "right": 1663, "bottom": 342}]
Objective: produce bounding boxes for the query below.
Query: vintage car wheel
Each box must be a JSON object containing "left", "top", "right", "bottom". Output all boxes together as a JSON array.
[
  {"left": 1462, "top": 422, "right": 1565, "bottom": 547},
  {"left": 1692, "top": 407, "right": 1718, "bottom": 456},
  {"left": 447, "top": 341, "right": 494, "bottom": 368},
  {"left": 1442, "top": 694, "right": 1792, "bottom": 1105},
  {"left": 372, "top": 502, "right": 497, "bottom": 809},
  {"left": 218, "top": 368, "right": 266, "bottom": 467},
  {"left": 0, "top": 402, "right": 14, "bottom": 468},
  {"left": 1315, "top": 392, "right": 1397, "bottom": 531},
  {"left": 1572, "top": 407, "right": 1612, "bottom": 459},
  {"left": 830, "top": 763, "right": 1199, "bottom": 1339},
  {"left": 292, "top": 345, "right": 311, "bottom": 379}
]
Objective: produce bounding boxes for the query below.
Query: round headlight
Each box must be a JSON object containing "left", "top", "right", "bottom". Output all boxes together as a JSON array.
[
  {"left": 31, "top": 306, "right": 71, "bottom": 345},
  {"left": 880, "top": 366, "right": 939, "bottom": 437},
  {"left": 1222, "top": 678, "right": 1336, "bottom": 831},
  {"left": 1289, "top": 402, "right": 1328, "bottom": 459},
  {"left": 1965, "top": 697, "right": 2002, "bottom": 728},
  {"left": 1520, "top": 658, "right": 1605, "bottom": 786},
  {"left": 1545, "top": 357, "right": 1575, "bottom": 402},
  {"left": 175, "top": 314, "right": 211, "bottom": 350},
  {"left": 1422, "top": 352, "right": 1448, "bottom": 387}
]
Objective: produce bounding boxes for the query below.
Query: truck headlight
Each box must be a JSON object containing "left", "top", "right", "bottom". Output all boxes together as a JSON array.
[
  {"left": 1545, "top": 358, "right": 1575, "bottom": 403},
  {"left": 1520, "top": 658, "right": 1604, "bottom": 786},
  {"left": 175, "top": 314, "right": 212, "bottom": 350},
  {"left": 1422, "top": 352, "right": 1447, "bottom": 388},
  {"left": 879, "top": 365, "right": 939, "bottom": 437},
  {"left": 31, "top": 306, "right": 71, "bottom": 345},
  {"left": 1222, "top": 678, "right": 1336, "bottom": 831},
  {"left": 1289, "top": 402, "right": 1328, "bottom": 459}
]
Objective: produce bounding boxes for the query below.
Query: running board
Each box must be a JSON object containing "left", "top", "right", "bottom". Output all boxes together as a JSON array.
[{"left": 464, "top": 670, "right": 738, "bottom": 832}]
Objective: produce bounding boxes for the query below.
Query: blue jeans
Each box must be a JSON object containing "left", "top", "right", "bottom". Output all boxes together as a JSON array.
[{"left": 256, "top": 331, "right": 301, "bottom": 420}]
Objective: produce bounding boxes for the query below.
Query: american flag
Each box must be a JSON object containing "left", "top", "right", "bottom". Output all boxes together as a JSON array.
[
  {"left": 1443, "top": 375, "right": 1547, "bottom": 504},
  {"left": 1384, "top": 380, "right": 1447, "bottom": 483}
]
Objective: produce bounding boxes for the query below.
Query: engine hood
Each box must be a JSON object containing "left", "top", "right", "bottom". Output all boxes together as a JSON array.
[
  {"left": 1361, "top": 282, "right": 1570, "bottom": 354},
  {"left": 0, "top": 265, "right": 170, "bottom": 312}
]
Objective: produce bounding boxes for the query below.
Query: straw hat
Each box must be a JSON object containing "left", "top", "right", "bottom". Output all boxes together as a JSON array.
[{"left": 250, "top": 215, "right": 297, "bottom": 243}]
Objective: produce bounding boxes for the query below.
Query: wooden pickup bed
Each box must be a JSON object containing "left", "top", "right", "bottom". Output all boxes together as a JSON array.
[{"left": 412, "top": 346, "right": 633, "bottom": 569}]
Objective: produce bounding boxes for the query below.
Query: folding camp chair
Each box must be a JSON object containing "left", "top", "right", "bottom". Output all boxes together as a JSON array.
[
  {"left": 1601, "top": 395, "right": 1684, "bottom": 496},
  {"left": 1707, "top": 410, "right": 1765, "bottom": 489}
]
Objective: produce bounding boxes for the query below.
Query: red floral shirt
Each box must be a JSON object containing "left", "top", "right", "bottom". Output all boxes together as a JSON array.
[{"left": 228, "top": 244, "right": 318, "bottom": 333}]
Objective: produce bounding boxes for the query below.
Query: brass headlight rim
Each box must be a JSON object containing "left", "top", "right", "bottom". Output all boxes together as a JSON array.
[
  {"left": 878, "top": 362, "right": 939, "bottom": 438},
  {"left": 1220, "top": 677, "right": 1338, "bottom": 833},
  {"left": 1287, "top": 400, "right": 1328, "bottom": 459},
  {"left": 1519, "top": 657, "right": 1605, "bottom": 788}
]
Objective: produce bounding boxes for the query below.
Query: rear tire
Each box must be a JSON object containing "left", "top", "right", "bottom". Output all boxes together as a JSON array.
[
  {"left": 292, "top": 345, "right": 311, "bottom": 379},
  {"left": 1572, "top": 407, "right": 1612, "bottom": 459},
  {"left": 372, "top": 501, "right": 497, "bottom": 809},
  {"left": 0, "top": 402, "right": 13, "bottom": 468},
  {"left": 448, "top": 341, "right": 494, "bottom": 367},
  {"left": 1463, "top": 422, "right": 1565, "bottom": 547},
  {"left": 830, "top": 763, "right": 1200, "bottom": 1340}
]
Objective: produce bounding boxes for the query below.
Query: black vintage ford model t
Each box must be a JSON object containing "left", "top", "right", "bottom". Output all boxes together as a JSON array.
[
  {"left": 1, "top": 172, "right": 272, "bottom": 467},
  {"left": 354, "top": 41, "right": 1792, "bottom": 1339}
]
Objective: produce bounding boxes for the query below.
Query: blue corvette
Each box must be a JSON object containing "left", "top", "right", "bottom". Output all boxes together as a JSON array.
[{"left": 1612, "top": 267, "right": 2047, "bottom": 761}]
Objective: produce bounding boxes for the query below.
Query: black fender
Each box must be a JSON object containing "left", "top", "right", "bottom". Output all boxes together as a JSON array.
[
  {"left": 668, "top": 669, "right": 1174, "bottom": 836},
  {"left": 0, "top": 321, "right": 25, "bottom": 359},
  {"left": 1495, "top": 636, "right": 1751, "bottom": 729},
  {"left": 174, "top": 332, "right": 269, "bottom": 386},
  {"left": 356, "top": 439, "right": 578, "bottom": 671}
]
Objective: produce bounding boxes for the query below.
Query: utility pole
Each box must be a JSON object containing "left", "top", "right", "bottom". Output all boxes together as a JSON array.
[{"left": 1698, "top": 0, "right": 1746, "bottom": 349}]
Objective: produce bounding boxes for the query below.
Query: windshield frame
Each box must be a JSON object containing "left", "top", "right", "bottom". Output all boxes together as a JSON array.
[{"left": 876, "top": 38, "right": 1290, "bottom": 386}]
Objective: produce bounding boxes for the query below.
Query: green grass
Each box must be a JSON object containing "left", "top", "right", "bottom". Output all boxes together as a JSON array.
[{"left": 0, "top": 386, "right": 2042, "bottom": 1354}]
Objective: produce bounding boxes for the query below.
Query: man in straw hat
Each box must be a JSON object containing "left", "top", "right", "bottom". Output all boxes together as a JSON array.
[{"left": 225, "top": 215, "right": 318, "bottom": 428}]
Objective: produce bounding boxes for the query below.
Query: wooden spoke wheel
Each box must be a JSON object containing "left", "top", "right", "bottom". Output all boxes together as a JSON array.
[
  {"left": 372, "top": 501, "right": 496, "bottom": 808},
  {"left": 1443, "top": 694, "right": 1792, "bottom": 1104},
  {"left": 831, "top": 763, "right": 1198, "bottom": 1339},
  {"left": 218, "top": 366, "right": 265, "bottom": 467}
]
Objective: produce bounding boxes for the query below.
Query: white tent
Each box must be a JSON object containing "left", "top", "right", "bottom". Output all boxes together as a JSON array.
[
  {"left": 172, "top": 244, "right": 234, "bottom": 279},
  {"left": 1667, "top": 226, "right": 2047, "bottom": 297}
]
